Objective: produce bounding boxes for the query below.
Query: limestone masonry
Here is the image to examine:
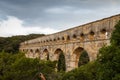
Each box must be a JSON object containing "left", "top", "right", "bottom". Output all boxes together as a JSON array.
[{"left": 20, "top": 14, "right": 120, "bottom": 71}]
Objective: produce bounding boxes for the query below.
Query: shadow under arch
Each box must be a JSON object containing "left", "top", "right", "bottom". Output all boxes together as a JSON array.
[
  {"left": 72, "top": 47, "right": 90, "bottom": 68},
  {"left": 43, "top": 49, "right": 49, "bottom": 60},
  {"left": 54, "top": 48, "right": 66, "bottom": 71}
]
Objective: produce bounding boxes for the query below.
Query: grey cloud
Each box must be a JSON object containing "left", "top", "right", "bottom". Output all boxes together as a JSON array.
[{"left": 0, "top": 0, "right": 120, "bottom": 30}]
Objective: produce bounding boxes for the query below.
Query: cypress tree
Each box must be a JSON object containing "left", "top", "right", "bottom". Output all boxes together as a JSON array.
[
  {"left": 78, "top": 50, "right": 89, "bottom": 67},
  {"left": 57, "top": 52, "right": 66, "bottom": 72}
]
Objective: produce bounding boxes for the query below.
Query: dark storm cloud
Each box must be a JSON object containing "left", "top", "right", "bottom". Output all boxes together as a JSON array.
[{"left": 0, "top": 0, "right": 120, "bottom": 30}]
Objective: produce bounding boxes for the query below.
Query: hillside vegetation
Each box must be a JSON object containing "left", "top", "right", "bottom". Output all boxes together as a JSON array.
[{"left": 0, "top": 34, "right": 44, "bottom": 53}]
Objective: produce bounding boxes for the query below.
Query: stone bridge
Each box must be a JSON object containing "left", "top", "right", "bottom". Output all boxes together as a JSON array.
[{"left": 20, "top": 14, "right": 120, "bottom": 71}]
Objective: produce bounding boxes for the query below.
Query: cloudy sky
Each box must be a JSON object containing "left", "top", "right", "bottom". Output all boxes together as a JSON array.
[{"left": 0, "top": 0, "right": 120, "bottom": 37}]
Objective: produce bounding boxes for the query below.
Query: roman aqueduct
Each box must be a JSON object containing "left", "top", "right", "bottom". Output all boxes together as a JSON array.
[{"left": 20, "top": 14, "right": 120, "bottom": 71}]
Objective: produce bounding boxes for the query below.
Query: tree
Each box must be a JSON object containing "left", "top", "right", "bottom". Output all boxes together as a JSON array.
[
  {"left": 0, "top": 34, "right": 44, "bottom": 53},
  {"left": 78, "top": 50, "right": 89, "bottom": 67},
  {"left": 0, "top": 52, "right": 58, "bottom": 80},
  {"left": 110, "top": 21, "right": 120, "bottom": 47},
  {"left": 57, "top": 52, "right": 66, "bottom": 72},
  {"left": 96, "top": 20, "right": 120, "bottom": 80}
]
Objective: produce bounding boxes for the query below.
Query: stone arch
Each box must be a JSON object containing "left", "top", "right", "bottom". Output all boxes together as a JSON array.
[
  {"left": 57, "top": 37, "right": 60, "bottom": 40},
  {"left": 49, "top": 39, "right": 52, "bottom": 42},
  {"left": 35, "top": 49, "right": 40, "bottom": 59},
  {"left": 100, "top": 28, "right": 108, "bottom": 39},
  {"left": 89, "top": 30, "right": 95, "bottom": 40},
  {"left": 54, "top": 48, "right": 64, "bottom": 61},
  {"left": 80, "top": 33, "right": 85, "bottom": 41},
  {"left": 78, "top": 50, "right": 90, "bottom": 67},
  {"left": 46, "top": 40, "right": 48, "bottom": 42},
  {"left": 62, "top": 37, "right": 65, "bottom": 40},
  {"left": 71, "top": 47, "right": 89, "bottom": 68},
  {"left": 29, "top": 49, "right": 34, "bottom": 58},
  {"left": 72, "top": 47, "right": 84, "bottom": 67},
  {"left": 66, "top": 35, "right": 70, "bottom": 40},
  {"left": 53, "top": 38, "right": 56, "bottom": 41},
  {"left": 42, "top": 49, "right": 49, "bottom": 60},
  {"left": 54, "top": 48, "right": 66, "bottom": 71},
  {"left": 73, "top": 34, "right": 77, "bottom": 39}
]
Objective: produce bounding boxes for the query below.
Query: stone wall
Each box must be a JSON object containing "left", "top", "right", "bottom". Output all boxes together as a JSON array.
[{"left": 20, "top": 14, "right": 120, "bottom": 71}]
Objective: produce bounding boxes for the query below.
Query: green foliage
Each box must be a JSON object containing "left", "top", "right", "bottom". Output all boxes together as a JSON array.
[
  {"left": 57, "top": 52, "right": 66, "bottom": 72},
  {"left": 62, "top": 62, "right": 98, "bottom": 80},
  {"left": 95, "top": 20, "right": 120, "bottom": 80},
  {"left": 78, "top": 50, "right": 89, "bottom": 67},
  {"left": 110, "top": 20, "right": 120, "bottom": 46},
  {"left": 0, "top": 34, "right": 44, "bottom": 53},
  {"left": 0, "top": 52, "right": 58, "bottom": 80}
]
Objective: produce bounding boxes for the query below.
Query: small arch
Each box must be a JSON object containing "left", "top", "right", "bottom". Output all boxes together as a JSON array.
[
  {"left": 35, "top": 49, "right": 39, "bottom": 53},
  {"left": 89, "top": 31, "right": 95, "bottom": 40},
  {"left": 62, "top": 37, "right": 65, "bottom": 40},
  {"left": 100, "top": 28, "right": 108, "bottom": 39},
  {"left": 22, "top": 49, "right": 25, "bottom": 52},
  {"left": 46, "top": 40, "right": 48, "bottom": 42},
  {"left": 30, "top": 49, "right": 33, "bottom": 53},
  {"left": 50, "top": 39, "right": 52, "bottom": 41},
  {"left": 89, "top": 31, "right": 95, "bottom": 36},
  {"left": 100, "top": 28, "right": 107, "bottom": 34},
  {"left": 43, "top": 49, "right": 49, "bottom": 60},
  {"left": 54, "top": 48, "right": 66, "bottom": 71},
  {"left": 80, "top": 33, "right": 84, "bottom": 37},
  {"left": 57, "top": 37, "right": 60, "bottom": 40},
  {"left": 67, "top": 35, "right": 70, "bottom": 40},
  {"left": 53, "top": 38, "right": 56, "bottom": 41},
  {"left": 73, "top": 34, "right": 77, "bottom": 38},
  {"left": 80, "top": 33, "right": 85, "bottom": 41},
  {"left": 35, "top": 49, "right": 40, "bottom": 58}
]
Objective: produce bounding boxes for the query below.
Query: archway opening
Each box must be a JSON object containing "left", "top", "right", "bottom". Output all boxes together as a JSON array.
[
  {"left": 73, "top": 47, "right": 89, "bottom": 68},
  {"left": 73, "top": 47, "right": 83, "bottom": 67},
  {"left": 57, "top": 37, "right": 60, "bottom": 40},
  {"left": 90, "top": 31, "right": 95, "bottom": 36},
  {"left": 30, "top": 49, "right": 34, "bottom": 58},
  {"left": 73, "top": 34, "right": 77, "bottom": 39},
  {"left": 100, "top": 28, "right": 108, "bottom": 39},
  {"left": 30, "top": 49, "right": 33, "bottom": 53},
  {"left": 54, "top": 49, "right": 63, "bottom": 60},
  {"left": 89, "top": 31, "right": 95, "bottom": 40},
  {"left": 43, "top": 49, "right": 49, "bottom": 60},
  {"left": 78, "top": 50, "right": 90, "bottom": 67},
  {"left": 101, "top": 28, "right": 107, "bottom": 34},
  {"left": 35, "top": 49, "right": 40, "bottom": 59},
  {"left": 80, "top": 33, "right": 84, "bottom": 41},
  {"left": 67, "top": 35, "right": 70, "bottom": 41},
  {"left": 54, "top": 48, "right": 66, "bottom": 72},
  {"left": 62, "top": 37, "right": 65, "bottom": 40}
]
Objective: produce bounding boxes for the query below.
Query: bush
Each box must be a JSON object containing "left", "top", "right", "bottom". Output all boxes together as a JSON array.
[{"left": 0, "top": 52, "right": 58, "bottom": 80}]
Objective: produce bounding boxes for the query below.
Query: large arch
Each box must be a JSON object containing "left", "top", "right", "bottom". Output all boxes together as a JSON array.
[
  {"left": 42, "top": 49, "right": 49, "bottom": 60},
  {"left": 54, "top": 48, "right": 63, "bottom": 61},
  {"left": 78, "top": 50, "right": 90, "bottom": 67},
  {"left": 71, "top": 47, "right": 89, "bottom": 68},
  {"left": 54, "top": 48, "right": 66, "bottom": 71}
]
